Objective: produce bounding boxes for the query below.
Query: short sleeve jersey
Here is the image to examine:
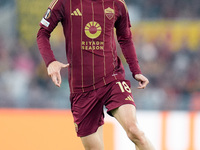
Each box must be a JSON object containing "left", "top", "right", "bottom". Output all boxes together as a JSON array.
[{"left": 38, "top": 0, "right": 141, "bottom": 93}]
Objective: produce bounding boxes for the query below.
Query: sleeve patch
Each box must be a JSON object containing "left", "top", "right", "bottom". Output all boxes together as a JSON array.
[
  {"left": 44, "top": 8, "right": 52, "bottom": 19},
  {"left": 41, "top": 18, "right": 50, "bottom": 27}
]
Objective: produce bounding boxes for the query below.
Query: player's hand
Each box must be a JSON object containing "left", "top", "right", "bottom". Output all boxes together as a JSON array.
[
  {"left": 47, "top": 61, "right": 69, "bottom": 87},
  {"left": 134, "top": 74, "right": 149, "bottom": 89}
]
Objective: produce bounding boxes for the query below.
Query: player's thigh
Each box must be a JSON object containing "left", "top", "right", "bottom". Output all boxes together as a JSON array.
[
  {"left": 105, "top": 80, "right": 136, "bottom": 116},
  {"left": 81, "top": 126, "right": 104, "bottom": 150},
  {"left": 70, "top": 91, "right": 104, "bottom": 137},
  {"left": 111, "top": 104, "right": 138, "bottom": 130}
]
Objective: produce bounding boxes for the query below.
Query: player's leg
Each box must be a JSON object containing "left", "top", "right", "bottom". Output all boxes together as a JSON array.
[
  {"left": 111, "top": 104, "right": 155, "bottom": 150},
  {"left": 70, "top": 91, "right": 105, "bottom": 150},
  {"left": 81, "top": 125, "right": 104, "bottom": 150},
  {"left": 135, "top": 145, "right": 140, "bottom": 150}
]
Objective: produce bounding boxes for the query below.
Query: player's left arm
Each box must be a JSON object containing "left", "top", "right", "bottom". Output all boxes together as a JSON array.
[
  {"left": 115, "top": 1, "right": 148, "bottom": 89},
  {"left": 134, "top": 74, "right": 149, "bottom": 89}
]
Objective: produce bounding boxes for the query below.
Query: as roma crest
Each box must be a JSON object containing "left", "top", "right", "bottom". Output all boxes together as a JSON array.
[{"left": 104, "top": 7, "right": 115, "bottom": 20}]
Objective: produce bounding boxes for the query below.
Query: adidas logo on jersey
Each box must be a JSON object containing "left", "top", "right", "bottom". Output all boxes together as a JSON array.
[
  {"left": 71, "top": 8, "right": 82, "bottom": 16},
  {"left": 125, "top": 95, "right": 134, "bottom": 102}
]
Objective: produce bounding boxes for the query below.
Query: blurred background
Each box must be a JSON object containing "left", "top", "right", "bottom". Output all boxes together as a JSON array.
[
  {"left": 0, "top": 0, "right": 200, "bottom": 150},
  {"left": 0, "top": 0, "right": 199, "bottom": 110}
]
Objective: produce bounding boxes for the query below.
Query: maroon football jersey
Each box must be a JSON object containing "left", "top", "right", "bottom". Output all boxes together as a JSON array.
[{"left": 37, "top": 0, "right": 141, "bottom": 93}]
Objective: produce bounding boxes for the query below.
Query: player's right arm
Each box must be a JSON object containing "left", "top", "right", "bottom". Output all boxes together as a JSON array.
[
  {"left": 47, "top": 61, "right": 69, "bottom": 87},
  {"left": 37, "top": 0, "right": 68, "bottom": 87},
  {"left": 37, "top": 0, "right": 65, "bottom": 66}
]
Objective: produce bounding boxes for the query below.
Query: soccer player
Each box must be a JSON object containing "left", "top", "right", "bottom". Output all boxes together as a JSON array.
[{"left": 37, "top": 0, "right": 155, "bottom": 149}]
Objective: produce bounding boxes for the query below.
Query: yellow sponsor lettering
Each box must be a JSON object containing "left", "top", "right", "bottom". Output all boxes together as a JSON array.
[
  {"left": 88, "top": 46, "right": 92, "bottom": 50},
  {"left": 82, "top": 41, "right": 104, "bottom": 50},
  {"left": 96, "top": 46, "right": 99, "bottom": 50}
]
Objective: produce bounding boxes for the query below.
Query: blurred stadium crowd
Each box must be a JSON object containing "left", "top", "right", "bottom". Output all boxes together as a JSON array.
[
  {"left": 0, "top": 0, "right": 200, "bottom": 110},
  {"left": 127, "top": 0, "right": 200, "bottom": 18}
]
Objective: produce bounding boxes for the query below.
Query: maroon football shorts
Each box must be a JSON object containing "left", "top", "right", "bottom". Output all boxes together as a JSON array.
[{"left": 70, "top": 80, "right": 136, "bottom": 137}]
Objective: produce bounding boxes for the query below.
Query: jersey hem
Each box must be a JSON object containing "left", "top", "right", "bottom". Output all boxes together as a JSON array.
[{"left": 71, "top": 74, "right": 125, "bottom": 93}]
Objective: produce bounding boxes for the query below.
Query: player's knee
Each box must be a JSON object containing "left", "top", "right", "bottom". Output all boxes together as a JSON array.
[{"left": 126, "top": 123, "right": 146, "bottom": 146}]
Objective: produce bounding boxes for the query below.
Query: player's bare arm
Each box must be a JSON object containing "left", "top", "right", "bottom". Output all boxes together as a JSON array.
[
  {"left": 134, "top": 74, "right": 149, "bottom": 89},
  {"left": 47, "top": 61, "right": 69, "bottom": 87}
]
